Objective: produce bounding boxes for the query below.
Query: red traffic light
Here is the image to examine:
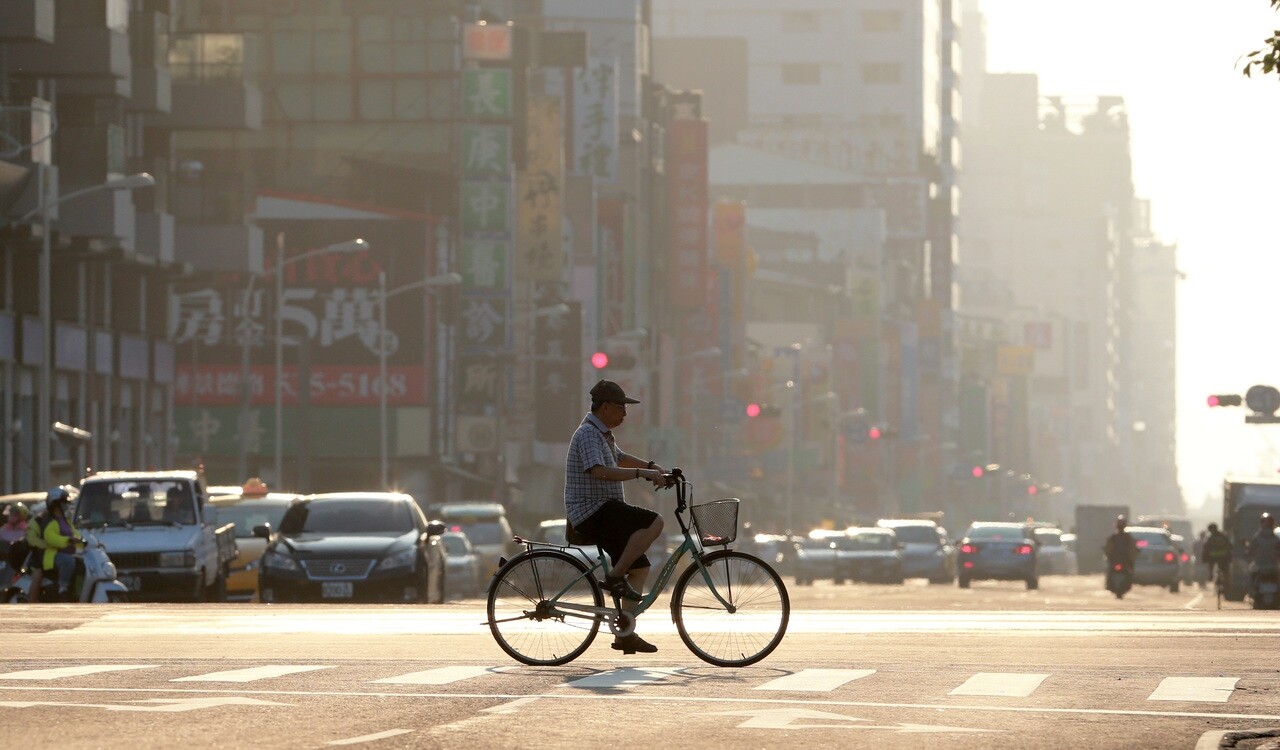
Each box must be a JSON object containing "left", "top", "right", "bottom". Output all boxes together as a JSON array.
[
  {"left": 1208, "top": 394, "right": 1242, "bottom": 407},
  {"left": 971, "top": 466, "right": 984, "bottom": 478},
  {"left": 746, "top": 403, "right": 762, "bottom": 418},
  {"left": 1027, "top": 484, "right": 1039, "bottom": 496},
  {"left": 591, "top": 352, "right": 609, "bottom": 369},
  {"left": 868, "top": 426, "right": 882, "bottom": 440}
]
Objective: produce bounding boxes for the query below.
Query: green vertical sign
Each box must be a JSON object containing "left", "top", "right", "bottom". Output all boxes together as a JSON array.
[
  {"left": 463, "top": 68, "right": 512, "bottom": 119},
  {"left": 461, "top": 181, "right": 510, "bottom": 233},
  {"left": 459, "top": 237, "right": 509, "bottom": 289},
  {"left": 462, "top": 125, "right": 512, "bottom": 178}
]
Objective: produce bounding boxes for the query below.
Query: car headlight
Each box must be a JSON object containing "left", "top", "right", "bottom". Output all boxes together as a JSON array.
[
  {"left": 159, "top": 551, "right": 195, "bottom": 568},
  {"left": 377, "top": 548, "right": 417, "bottom": 571},
  {"left": 262, "top": 550, "right": 301, "bottom": 572}
]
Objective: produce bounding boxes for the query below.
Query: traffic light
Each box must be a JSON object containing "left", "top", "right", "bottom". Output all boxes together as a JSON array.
[
  {"left": 747, "top": 403, "right": 781, "bottom": 418},
  {"left": 971, "top": 466, "right": 984, "bottom": 478},
  {"left": 745, "top": 403, "right": 761, "bottom": 418},
  {"left": 590, "top": 351, "right": 637, "bottom": 370},
  {"left": 1026, "top": 484, "right": 1039, "bottom": 496},
  {"left": 1208, "top": 394, "right": 1243, "bottom": 407},
  {"left": 868, "top": 426, "right": 882, "bottom": 440}
]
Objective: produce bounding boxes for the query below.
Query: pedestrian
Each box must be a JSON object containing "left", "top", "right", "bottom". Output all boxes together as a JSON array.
[{"left": 564, "top": 379, "right": 668, "bottom": 655}]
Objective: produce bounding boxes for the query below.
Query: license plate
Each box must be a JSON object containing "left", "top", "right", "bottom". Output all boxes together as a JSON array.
[
  {"left": 321, "top": 582, "right": 353, "bottom": 599},
  {"left": 119, "top": 576, "right": 141, "bottom": 591}
]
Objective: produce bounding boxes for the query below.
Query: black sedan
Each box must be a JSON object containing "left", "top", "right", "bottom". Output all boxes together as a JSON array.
[
  {"left": 256, "top": 492, "right": 446, "bottom": 604},
  {"left": 956, "top": 522, "right": 1039, "bottom": 590}
]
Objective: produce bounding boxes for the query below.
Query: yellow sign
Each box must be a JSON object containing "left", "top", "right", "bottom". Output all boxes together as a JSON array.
[
  {"left": 515, "top": 96, "right": 563, "bottom": 282},
  {"left": 996, "top": 345, "right": 1035, "bottom": 376}
]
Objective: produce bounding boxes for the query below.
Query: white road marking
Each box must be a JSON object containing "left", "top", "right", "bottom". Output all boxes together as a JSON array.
[
  {"left": 1148, "top": 677, "right": 1239, "bottom": 703},
  {"left": 705, "top": 707, "right": 997, "bottom": 733},
  {"left": 563, "top": 667, "right": 685, "bottom": 689},
  {"left": 171, "top": 666, "right": 333, "bottom": 683},
  {"left": 325, "top": 729, "right": 413, "bottom": 746},
  {"left": 755, "top": 669, "right": 876, "bottom": 692},
  {"left": 0, "top": 665, "right": 155, "bottom": 680},
  {"left": 370, "top": 666, "right": 498, "bottom": 685},
  {"left": 0, "top": 697, "right": 286, "bottom": 712},
  {"left": 1184, "top": 593, "right": 1204, "bottom": 610},
  {"left": 482, "top": 696, "right": 542, "bottom": 714},
  {"left": 949, "top": 673, "right": 1050, "bottom": 697}
]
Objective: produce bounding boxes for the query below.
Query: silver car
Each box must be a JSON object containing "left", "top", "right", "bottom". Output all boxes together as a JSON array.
[
  {"left": 837, "top": 527, "right": 905, "bottom": 584},
  {"left": 442, "top": 531, "right": 482, "bottom": 598},
  {"left": 876, "top": 519, "right": 955, "bottom": 583},
  {"left": 795, "top": 531, "right": 840, "bottom": 585}
]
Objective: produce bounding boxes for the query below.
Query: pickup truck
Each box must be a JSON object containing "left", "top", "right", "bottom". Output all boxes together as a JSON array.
[{"left": 74, "top": 470, "right": 238, "bottom": 602}]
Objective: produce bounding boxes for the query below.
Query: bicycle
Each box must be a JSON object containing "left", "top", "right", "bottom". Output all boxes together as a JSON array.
[{"left": 486, "top": 468, "right": 790, "bottom": 667}]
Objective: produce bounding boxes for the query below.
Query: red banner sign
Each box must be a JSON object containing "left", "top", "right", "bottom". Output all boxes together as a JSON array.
[{"left": 666, "top": 119, "right": 708, "bottom": 309}]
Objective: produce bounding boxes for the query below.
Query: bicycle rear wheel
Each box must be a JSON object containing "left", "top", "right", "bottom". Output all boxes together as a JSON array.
[
  {"left": 671, "top": 550, "right": 789, "bottom": 667},
  {"left": 487, "top": 550, "right": 603, "bottom": 666}
]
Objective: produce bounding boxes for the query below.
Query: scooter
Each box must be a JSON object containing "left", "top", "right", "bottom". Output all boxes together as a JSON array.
[
  {"left": 1251, "top": 566, "right": 1280, "bottom": 610},
  {"left": 3, "top": 532, "right": 129, "bottom": 604},
  {"left": 1106, "top": 562, "right": 1133, "bottom": 599}
]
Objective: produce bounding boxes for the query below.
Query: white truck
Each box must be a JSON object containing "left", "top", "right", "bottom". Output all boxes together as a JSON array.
[{"left": 74, "top": 470, "right": 238, "bottom": 602}]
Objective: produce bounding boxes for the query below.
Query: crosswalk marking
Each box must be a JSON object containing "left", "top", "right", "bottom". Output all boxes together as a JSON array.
[
  {"left": 0, "top": 665, "right": 156, "bottom": 680},
  {"left": 1148, "top": 677, "right": 1239, "bottom": 703},
  {"left": 370, "top": 667, "right": 498, "bottom": 686},
  {"left": 754, "top": 669, "right": 877, "bottom": 692},
  {"left": 563, "top": 667, "right": 685, "bottom": 690},
  {"left": 949, "top": 672, "right": 1050, "bottom": 697},
  {"left": 171, "top": 666, "right": 333, "bottom": 683}
]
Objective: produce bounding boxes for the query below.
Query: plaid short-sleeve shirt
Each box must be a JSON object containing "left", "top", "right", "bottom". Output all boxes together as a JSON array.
[{"left": 564, "top": 413, "right": 624, "bottom": 526}]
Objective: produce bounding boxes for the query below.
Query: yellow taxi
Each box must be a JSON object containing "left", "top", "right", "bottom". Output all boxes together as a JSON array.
[{"left": 207, "top": 479, "right": 300, "bottom": 601}]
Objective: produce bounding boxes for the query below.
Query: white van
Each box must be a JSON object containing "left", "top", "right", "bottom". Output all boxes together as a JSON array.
[{"left": 428, "top": 502, "right": 515, "bottom": 575}]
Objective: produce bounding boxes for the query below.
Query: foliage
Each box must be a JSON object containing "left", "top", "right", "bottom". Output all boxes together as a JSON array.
[{"left": 1243, "top": 0, "right": 1280, "bottom": 78}]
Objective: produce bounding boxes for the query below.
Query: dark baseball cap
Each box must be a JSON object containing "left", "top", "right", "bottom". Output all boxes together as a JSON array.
[{"left": 590, "top": 379, "right": 640, "bottom": 405}]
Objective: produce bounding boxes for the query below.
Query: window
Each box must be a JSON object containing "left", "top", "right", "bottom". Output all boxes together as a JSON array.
[
  {"left": 862, "top": 10, "right": 903, "bottom": 33},
  {"left": 863, "top": 63, "right": 902, "bottom": 85},
  {"left": 782, "top": 11, "right": 821, "bottom": 33},
  {"left": 782, "top": 64, "right": 821, "bottom": 85}
]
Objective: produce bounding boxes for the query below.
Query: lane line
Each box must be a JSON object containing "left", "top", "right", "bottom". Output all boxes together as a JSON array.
[
  {"left": 171, "top": 666, "right": 333, "bottom": 683},
  {"left": 325, "top": 729, "right": 413, "bottom": 746},
  {"left": 482, "top": 696, "right": 542, "bottom": 714},
  {"left": 563, "top": 667, "right": 686, "bottom": 690},
  {"left": 755, "top": 669, "right": 876, "bottom": 692},
  {"left": 1148, "top": 677, "right": 1239, "bottom": 703},
  {"left": 1184, "top": 593, "right": 1204, "bottom": 610},
  {"left": 1, "top": 683, "right": 1278, "bottom": 722},
  {"left": 0, "top": 665, "right": 155, "bottom": 680},
  {"left": 950, "top": 673, "right": 1050, "bottom": 697},
  {"left": 370, "top": 666, "right": 500, "bottom": 685}
]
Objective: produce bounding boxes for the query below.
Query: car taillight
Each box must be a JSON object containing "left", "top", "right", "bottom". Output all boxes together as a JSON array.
[
  {"left": 1017, "top": 545, "right": 1033, "bottom": 555},
  {"left": 1180, "top": 553, "right": 1189, "bottom": 562},
  {"left": 1136, "top": 540, "right": 1148, "bottom": 548},
  {"left": 960, "top": 544, "right": 975, "bottom": 554},
  {"left": 1113, "top": 563, "right": 1124, "bottom": 571},
  {"left": 963, "top": 561, "right": 974, "bottom": 569},
  {"left": 1164, "top": 552, "right": 1175, "bottom": 563}
]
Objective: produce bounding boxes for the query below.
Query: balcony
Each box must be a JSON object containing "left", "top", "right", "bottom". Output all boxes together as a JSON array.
[
  {"left": 126, "top": 11, "right": 172, "bottom": 114},
  {"left": 173, "top": 171, "right": 262, "bottom": 274},
  {"left": 5, "top": 27, "right": 130, "bottom": 82},
  {"left": 154, "top": 33, "right": 262, "bottom": 131},
  {"left": 55, "top": 186, "right": 137, "bottom": 252},
  {"left": 0, "top": 0, "right": 55, "bottom": 43}
]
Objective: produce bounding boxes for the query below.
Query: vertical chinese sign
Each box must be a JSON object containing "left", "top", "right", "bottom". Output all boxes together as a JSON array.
[
  {"left": 515, "top": 96, "right": 564, "bottom": 283},
  {"left": 666, "top": 118, "right": 708, "bottom": 308}
]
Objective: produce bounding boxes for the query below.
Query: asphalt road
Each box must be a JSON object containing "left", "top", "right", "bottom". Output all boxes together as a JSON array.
[{"left": 2, "top": 576, "right": 1276, "bottom": 750}]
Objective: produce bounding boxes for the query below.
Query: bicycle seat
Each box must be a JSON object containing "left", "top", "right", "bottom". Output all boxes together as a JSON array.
[{"left": 565, "top": 520, "right": 594, "bottom": 546}]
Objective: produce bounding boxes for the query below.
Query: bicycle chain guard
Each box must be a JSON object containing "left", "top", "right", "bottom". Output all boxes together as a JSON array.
[{"left": 607, "top": 609, "right": 636, "bottom": 638}]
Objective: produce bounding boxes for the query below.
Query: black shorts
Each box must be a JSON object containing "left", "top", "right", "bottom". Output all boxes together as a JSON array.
[{"left": 575, "top": 500, "right": 660, "bottom": 571}]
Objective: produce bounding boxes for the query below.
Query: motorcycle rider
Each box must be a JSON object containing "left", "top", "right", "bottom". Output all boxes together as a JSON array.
[
  {"left": 1246, "top": 512, "right": 1280, "bottom": 591},
  {"left": 2, "top": 503, "right": 29, "bottom": 581},
  {"left": 41, "top": 488, "right": 83, "bottom": 601},
  {"left": 23, "top": 499, "right": 52, "bottom": 603},
  {"left": 1104, "top": 515, "right": 1138, "bottom": 573},
  {"left": 1201, "top": 522, "right": 1233, "bottom": 588}
]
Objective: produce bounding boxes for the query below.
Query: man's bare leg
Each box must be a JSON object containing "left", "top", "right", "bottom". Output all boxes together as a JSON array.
[{"left": 612, "top": 516, "right": 664, "bottom": 579}]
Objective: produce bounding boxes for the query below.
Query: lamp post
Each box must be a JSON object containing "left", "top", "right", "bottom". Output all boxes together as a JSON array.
[
  {"left": 20, "top": 172, "right": 156, "bottom": 487},
  {"left": 375, "top": 270, "right": 462, "bottom": 488},
  {"left": 272, "top": 236, "right": 369, "bottom": 486}
]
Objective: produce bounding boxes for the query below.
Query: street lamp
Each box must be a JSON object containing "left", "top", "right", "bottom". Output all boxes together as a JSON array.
[
  {"left": 20, "top": 172, "right": 156, "bottom": 487},
  {"left": 375, "top": 270, "right": 462, "bottom": 488},
  {"left": 273, "top": 236, "right": 370, "bottom": 486}
]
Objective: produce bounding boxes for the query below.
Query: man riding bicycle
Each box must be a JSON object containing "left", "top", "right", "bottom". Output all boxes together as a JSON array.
[
  {"left": 1201, "top": 522, "right": 1232, "bottom": 589},
  {"left": 565, "top": 379, "right": 668, "bottom": 655}
]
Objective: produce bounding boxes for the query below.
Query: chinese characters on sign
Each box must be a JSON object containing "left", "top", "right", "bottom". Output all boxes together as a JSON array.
[
  {"left": 516, "top": 96, "right": 564, "bottom": 282},
  {"left": 666, "top": 118, "right": 709, "bottom": 308},
  {"left": 463, "top": 68, "right": 512, "bottom": 119},
  {"left": 463, "top": 22, "right": 512, "bottom": 62},
  {"left": 572, "top": 57, "right": 618, "bottom": 183}
]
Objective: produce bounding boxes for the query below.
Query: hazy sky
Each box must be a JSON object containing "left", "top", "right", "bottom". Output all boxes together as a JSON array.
[{"left": 980, "top": 1, "right": 1280, "bottom": 514}]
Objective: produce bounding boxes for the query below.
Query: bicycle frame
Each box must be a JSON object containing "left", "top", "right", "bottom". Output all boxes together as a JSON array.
[{"left": 516, "top": 471, "right": 737, "bottom": 625}]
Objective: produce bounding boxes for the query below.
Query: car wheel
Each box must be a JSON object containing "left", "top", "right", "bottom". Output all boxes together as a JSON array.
[
  {"left": 1169, "top": 580, "right": 1180, "bottom": 594},
  {"left": 957, "top": 575, "right": 970, "bottom": 589}
]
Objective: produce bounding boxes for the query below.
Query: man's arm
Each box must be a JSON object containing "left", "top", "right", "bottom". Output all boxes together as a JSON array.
[{"left": 588, "top": 464, "right": 664, "bottom": 484}]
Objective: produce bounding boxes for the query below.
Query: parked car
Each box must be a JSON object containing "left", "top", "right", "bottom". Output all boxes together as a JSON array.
[
  {"left": 795, "top": 530, "right": 841, "bottom": 585},
  {"left": 258, "top": 492, "right": 446, "bottom": 603},
  {"left": 1125, "top": 526, "right": 1181, "bottom": 592},
  {"left": 207, "top": 480, "right": 301, "bottom": 601},
  {"left": 956, "top": 522, "right": 1039, "bottom": 590},
  {"left": 875, "top": 519, "right": 954, "bottom": 583},
  {"left": 441, "top": 531, "right": 483, "bottom": 598},
  {"left": 748, "top": 533, "right": 795, "bottom": 577},
  {"left": 429, "top": 502, "right": 516, "bottom": 576},
  {"left": 1169, "top": 533, "right": 1194, "bottom": 584},
  {"left": 838, "top": 527, "right": 905, "bottom": 584},
  {"left": 1033, "top": 527, "right": 1076, "bottom": 576}
]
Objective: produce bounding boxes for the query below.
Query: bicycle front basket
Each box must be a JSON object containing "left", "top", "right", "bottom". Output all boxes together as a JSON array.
[{"left": 690, "top": 498, "right": 739, "bottom": 546}]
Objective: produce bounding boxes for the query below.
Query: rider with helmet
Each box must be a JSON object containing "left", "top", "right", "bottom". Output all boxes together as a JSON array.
[
  {"left": 1201, "top": 522, "right": 1233, "bottom": 586},
  {"left": 41, "top": 488, "right": 83, "bottom": 601},
  {"left": 1247, "top": 512, "right": 1280, "bottom": 586},
  {"left": 1104, "top": 515, "right": 1138, "bottom": 570}
]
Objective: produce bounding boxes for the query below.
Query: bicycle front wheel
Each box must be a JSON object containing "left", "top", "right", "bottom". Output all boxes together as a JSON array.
[
  {"left": 487, "top": 550, "right": 604, "bottom": 666},
  {"left": 671, "top": 550, "right": 790, "bottom": 667}
]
